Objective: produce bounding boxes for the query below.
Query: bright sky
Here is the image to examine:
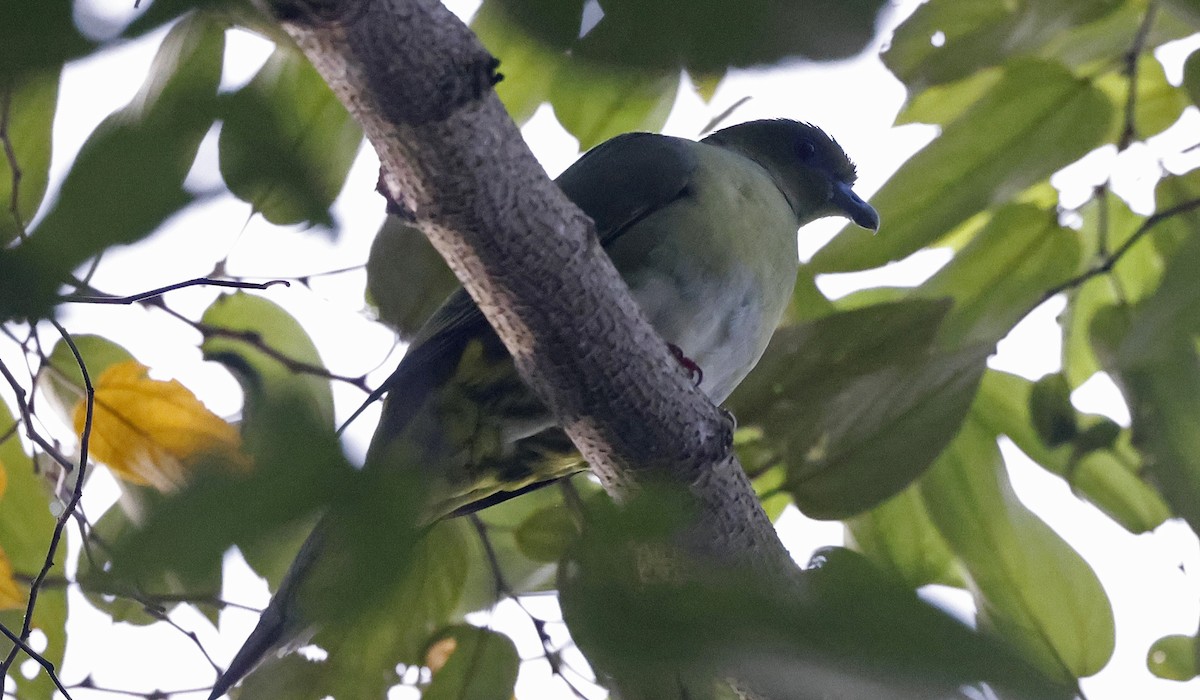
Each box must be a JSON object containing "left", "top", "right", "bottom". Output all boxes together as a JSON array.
[{"left": 7, "top": 0, "right": 1200, "bottom": 698}]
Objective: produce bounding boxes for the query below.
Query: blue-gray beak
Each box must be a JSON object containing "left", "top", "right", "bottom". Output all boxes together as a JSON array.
[{"left": 832, "top": 180, "right": 879, "bottom": 232}]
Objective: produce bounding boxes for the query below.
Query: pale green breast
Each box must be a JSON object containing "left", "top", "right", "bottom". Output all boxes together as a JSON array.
[{"left": 605, "top": 142, "right": 800, "bottom": 403}]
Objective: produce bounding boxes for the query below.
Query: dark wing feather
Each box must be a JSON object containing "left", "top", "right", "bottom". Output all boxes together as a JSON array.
[{"left": 367, "top": 133, "right": 699, "bottom": 442}]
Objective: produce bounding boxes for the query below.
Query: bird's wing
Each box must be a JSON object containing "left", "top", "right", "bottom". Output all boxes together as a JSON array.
[{"left": 368, "top": 132, "right": 700, "bottom": 441}]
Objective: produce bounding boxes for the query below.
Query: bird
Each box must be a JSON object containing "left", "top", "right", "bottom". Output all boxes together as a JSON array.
[{"left": 208, "top": 119, "right": 878, "bottom": 698}]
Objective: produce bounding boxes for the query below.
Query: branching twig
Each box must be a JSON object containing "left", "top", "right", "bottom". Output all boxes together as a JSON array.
[
  {"left": 0, "top": 321, "right": 92, "bottom": 681},
  {"left": 61, "top": 277, "right": 290, "bottom": 305},
  {"left": 1042, "top": 196, "right": 1200, "bottom": 302},
  {"left": 150, "top": 299, "right": 371, "bottom": 392},
  {"left": 467, "top": 515, "right": 591, "bottom": 700},
  {"left": 0, "top": 620, "right": 72, "bottom": 699},
  {"left": 67, "top": 676, "right": 213, "bottom": 699}
]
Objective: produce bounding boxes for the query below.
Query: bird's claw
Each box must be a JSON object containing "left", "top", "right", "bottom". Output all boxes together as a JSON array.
[{"left": 668, "top": 344, "right": 704, "bottom": 387}]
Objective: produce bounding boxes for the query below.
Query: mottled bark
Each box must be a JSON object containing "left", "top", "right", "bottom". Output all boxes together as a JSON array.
[{"left": 268, "top": 0, "right": 796, "bottom": 577}]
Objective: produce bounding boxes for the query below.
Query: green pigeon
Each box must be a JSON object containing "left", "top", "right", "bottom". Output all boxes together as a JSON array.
[{"left": 208, "top": 119, "right": 878, "bottom": 698}]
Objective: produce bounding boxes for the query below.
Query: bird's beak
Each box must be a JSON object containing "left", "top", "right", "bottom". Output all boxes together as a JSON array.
[{"left": 832, "top": 180, "right": 879, "bottom": 232}]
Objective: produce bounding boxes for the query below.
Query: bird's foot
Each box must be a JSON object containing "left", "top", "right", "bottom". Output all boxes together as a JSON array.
[{"left": 668, "top": 344, "right": 704, "bottom": 387}]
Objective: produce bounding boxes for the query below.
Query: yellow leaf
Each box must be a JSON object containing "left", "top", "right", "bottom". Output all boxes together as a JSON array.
[
  {"left": 0, "top": 459, "right": 18, "bottom": 610},
  {"left": 0, "top": 546, "right": 22, "bottom": 610},
  {"left": 72, "top": 360, "right": 249, "bottom": 491}
]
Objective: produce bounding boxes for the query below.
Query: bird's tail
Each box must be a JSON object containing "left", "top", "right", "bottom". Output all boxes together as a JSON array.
[{"left": 208, "top": 520, "right": 330, "bottom": 699}]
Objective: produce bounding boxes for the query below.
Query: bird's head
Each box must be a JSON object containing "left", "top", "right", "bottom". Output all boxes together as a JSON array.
[{"left": 702, "top": 119, "right": 879, "bottom": 232}]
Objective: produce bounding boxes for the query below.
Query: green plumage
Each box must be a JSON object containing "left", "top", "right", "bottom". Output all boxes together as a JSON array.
[{"left": 209, "top": 119, "right": 878, "bottom": 698}]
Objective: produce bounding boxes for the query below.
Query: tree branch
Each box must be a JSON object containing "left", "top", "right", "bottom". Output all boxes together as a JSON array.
[{"left": 268, "top": 0, "right": 795, "bottom": 575}]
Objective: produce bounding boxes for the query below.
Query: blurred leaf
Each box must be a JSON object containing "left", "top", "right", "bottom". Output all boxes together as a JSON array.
[
  {"left": 74, "top": 360, "right": 248, "bottom": 491},
  {"left": 728, "top": 299, "right": 988, "bottom": 519},
  {"left": 0, "top": 13, "right": 224, "bottom": 320},
  {"left": 0, "top": 399, "right": 66, "bottom": 700},
  {"left": 104, "top": 391, "right": 351, "bottom": 590},
  {"left": 0, "top": 546, "right": 19, "bottom": 610},
  {"left": 896, "top": 67, "right": 1001, "bottom": 127},
  {"left": 219, "top": 47, "right": 362, "bottom": 227},
  {"left": 200, "top": 292, "right": 334, "bottom": 585},
  {"left": 472, "top": 0, "right": 566, "bottom": 123},
  {"left": 423, "top": 626, "right": 519, "bottom": 700},
  {"left": 241, "top": 519, "right": 470, "bottom": 698},
  {"left": 915, "top": 203, "right": 1081, "bottom": 346},
  {"left": 1162, "top": 0, "right": 1200, "bottom": 29},
  {"left": 1148, "top": 634, "right": 1199, "bottom": 681},
  {"left": 1029, "top": 373, "right": 1077, "bottom": 448},
  {"left": 550, "top": 61, "right": 678, "bottom": 150},
  {"left": 920, "top": 418, "right": 1115, "bottom": 679},
  {"left": 0, "top": 69, "right": 58, "bottom": 243},
  {"left": 1094, "top": 304, "right": 1200, "bottom": 533},
  {"left": 562, "top": 493, "right": 1072, "bottom": 699},
  {"left": 201, "top": 292, "right": 333, "bottom": 425},
  {"left": 1061, "top": 195, "right": 1149, "bottom": 387},
  {"left": 41, "top": 334, "right": 135, "bottom": 424},
  {"left": 845, "top": 487, "right": 964, "bottom": 589},
  {"left": 883, "top": 0, "right": 1123, "bottom": 92},
  {"left": 1097, "top": 55, "right": 1187, "bottom": 140},
  {"left": 973, "top": 370, "right": 1171, "bottom": 534},
  {"left": 1185, "top": 48, "right": 1200, "bottom": 106},
  {"left": 365, "top": 218, "right": 459, "bottom": 340},
  {"left": 514, "top": 501, "right": 576, "bottom": 563},
  {"left": 0, "top": 0, "right": 93, "bottom": 82},
  {"left": 499, "top": 0, "right": 886, "bottom": 71},
  {"left": 812, "top": 60, "right": 1115, "bottom": 273},
  {"left": 75, "top": 498, "right": 223, "bottom": 627},
  {"left": 1045, "top": 2, "right": 1195, "bottom": 71}
]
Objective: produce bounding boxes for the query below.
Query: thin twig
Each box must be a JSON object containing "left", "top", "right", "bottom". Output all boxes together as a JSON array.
[
  {"left": 1117, "top": 2, "right": 1158, "bottom": 151},
  {"left": 1042, "top": 196, "right": 1200, "bottom": 301},
  {"left": 0, "top": 81, "right": 27, "bottom": 240},
  {"left": 0, "top": 321, "right": 93, "bottom": 680},
  {"left": 62, "top": 277, "right": 290, "bottom": 305},
  {"left": 151, "top": 300, "right": 371, "bottom": 392},
  {"left": 467, "top": 515, "right": 590, "bottom": 700},
  {"left": 0, "top": 620, "right": 72, "bottom": 699}
]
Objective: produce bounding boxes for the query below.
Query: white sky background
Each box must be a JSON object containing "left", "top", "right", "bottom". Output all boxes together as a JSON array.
[{"left": 5, "top": 0, "right": 1200, "bottom": 698}]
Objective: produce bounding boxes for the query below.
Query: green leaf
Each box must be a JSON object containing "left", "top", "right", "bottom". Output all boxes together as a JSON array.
[
  {"left": 472, "top": 0, "right": 567, "bottom": 123},
  {"left": 550, "top": 61, "right": 679, "bottom": 150},
  {"left": 972, "top": 370, "right": 1170, "bottom": 534},
  {"left": 883, "top": 0, "right": 1123, "bottom": 92},
  {"left": 240, "top": 520, "right": 471, "bottom": 698},
  {"left": 1148, "top": 634, "right": 1199, "bottom": 681},
  {"left": 919, "top": 418, "right": 1115, "bottom": 679},
  {"left": 727, "top": 299, "right": 989, "bottom": 519},
  {"left": 0, "top": 13, "right": 225, "bottom": 321},
  {"left": 505, "top": 0, "right": 886, "bottom": 71},
  {"left": 513, "top": 501, "right": 576, "bottom": 563},
  {"left": 219, "top": 47, "right": 362, "bottom": 227},
  {"left": 1093, "top": 54, "right": 1188, "bottom": 146},
  {"left": 811, "top": 59, "right": 1115, "bottom": 274},
  {"left": 423, "top": 626, "right": 520, "bottom": 700},
  {"left": 40, "top": 335, "right": 136, "bottom": 426},
  {"left": 1185, "top": 49, "right": 1200, "bottom": 106},
  {"left": 365, "top": 218, "right": 459, "bottom": 340},
  {"left": 200, "top": 292, "right": 334, "bottom": 425},
  {"left": 1094, "top": 306, "right": 1200, "bottom": 533},
  {"left": 915, "top": 203, "right": 1082, "bottom": 347},
  {"left": 562, "top": 493, "right": 1074, "bottom": 699},
  {"left": 1029, "top": 373, "right": 1077, "bottom": 448},
  {"left": 0, "top": 400, "right": 67, "bottom": 700},
  {"left": 0, "top": 0, "right": 93, "bottom": 83},
  {"left": 75, "top": 498, "right": 224, "bottom": 627},
  {"left": 845, "top": 486, "right": 964, "bottom": 589},
  {"left": 0, "top": 69, "right": 58, "bottom": 244},
  {"left": 896, "top": 68, "right": 1002, "bottom": 127}
]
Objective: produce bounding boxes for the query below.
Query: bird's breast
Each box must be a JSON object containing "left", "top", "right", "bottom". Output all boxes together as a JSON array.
[{"left": 606, "top": 147, "right": 800, "bottom": 403}]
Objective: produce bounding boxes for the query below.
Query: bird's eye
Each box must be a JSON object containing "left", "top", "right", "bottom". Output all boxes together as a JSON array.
[{"left": 795, "top": 139, "right": 816, "bottom": 161}]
